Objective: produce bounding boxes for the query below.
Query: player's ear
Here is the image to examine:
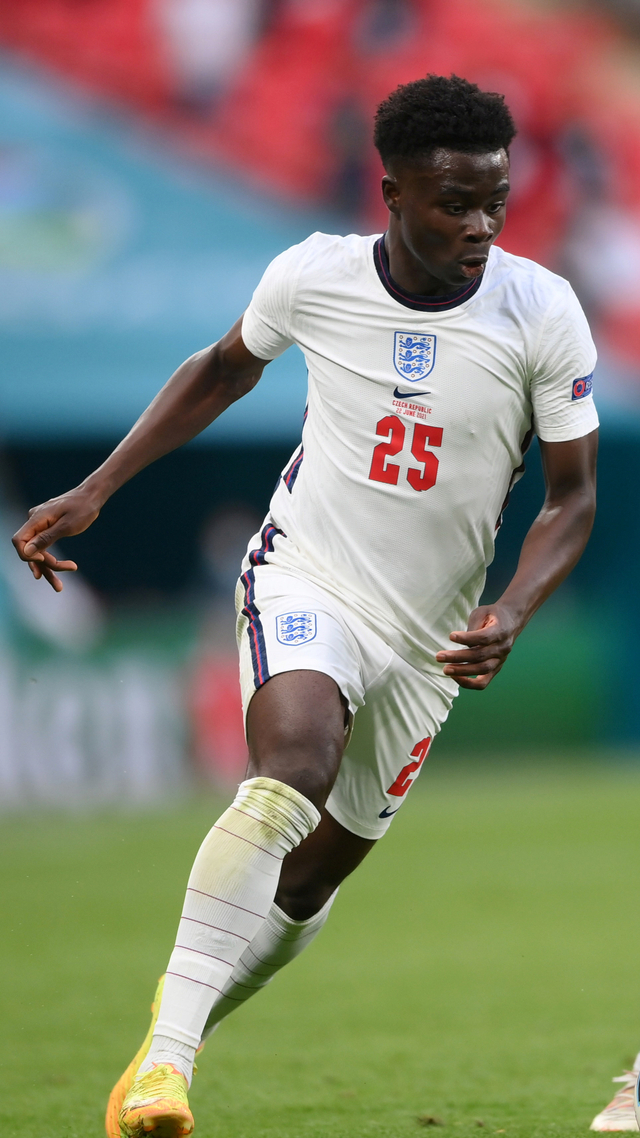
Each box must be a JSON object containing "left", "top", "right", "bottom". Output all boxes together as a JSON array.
[{"left": 382, "top": 174, "right": 401, "bottom": 216}]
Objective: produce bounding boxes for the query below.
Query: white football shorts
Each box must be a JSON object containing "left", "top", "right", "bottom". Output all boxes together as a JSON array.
[{"left": 235, "top": 558, "right": 458, "bottom": 841}]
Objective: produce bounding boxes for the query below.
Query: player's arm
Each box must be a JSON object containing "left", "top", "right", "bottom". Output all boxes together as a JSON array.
[
  {"left": 12, "top": 317, "right": 268, "bottom": 590},
  {"left": 436, "top": 428, "right": 598, "bottom": 690}
]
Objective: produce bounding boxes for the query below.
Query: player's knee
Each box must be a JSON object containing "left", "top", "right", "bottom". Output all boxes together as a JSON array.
[
  {"left": 247, "top": 720, "right": 342, "bottom": 809},
  {"left": 250, "top": 748, "right": 340, "bottom": 810},
  {"left": 246, "top": 672, "right": 346, "bottom": 808},
  {"left": 275, "top": 880, "right": 336, "bottom": 921}
]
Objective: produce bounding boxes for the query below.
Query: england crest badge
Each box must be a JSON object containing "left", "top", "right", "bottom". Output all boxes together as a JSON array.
[
  {"left": 276, "top": 612, "right": 317, "bottom": 646},
  {"left": 393, "top": 332, "right": 436, "bottom": 382}
]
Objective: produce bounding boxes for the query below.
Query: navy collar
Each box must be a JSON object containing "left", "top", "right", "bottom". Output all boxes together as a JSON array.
[{"left": 374, "top": 235, "right": 483, "bottom": 312}]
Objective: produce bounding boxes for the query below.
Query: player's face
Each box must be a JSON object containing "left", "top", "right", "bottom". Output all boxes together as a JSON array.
[{"left": 382, "top": 149, "right": 510, "bottom": 294}]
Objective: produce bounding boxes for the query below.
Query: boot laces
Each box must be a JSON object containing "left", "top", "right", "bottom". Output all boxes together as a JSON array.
[
  {"left": 132, "top": 1064, "right": 187, "bottom": 1103},
  {"left": 605, "top": 1070, "right": 638, "bottom": 1111}
]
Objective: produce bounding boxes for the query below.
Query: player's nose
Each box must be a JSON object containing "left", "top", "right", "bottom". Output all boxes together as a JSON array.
[{"left": 464, "top": 210, "right": 493, "bottom": 242}]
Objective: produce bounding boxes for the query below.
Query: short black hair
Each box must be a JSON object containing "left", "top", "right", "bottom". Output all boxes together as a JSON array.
[{"left": 374, "top": 74, "right": 517, "bottom": 168}]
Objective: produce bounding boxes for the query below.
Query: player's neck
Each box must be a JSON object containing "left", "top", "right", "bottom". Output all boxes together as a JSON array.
[{"left": 384, "top": 227, "right": 454, "bottom": 297}]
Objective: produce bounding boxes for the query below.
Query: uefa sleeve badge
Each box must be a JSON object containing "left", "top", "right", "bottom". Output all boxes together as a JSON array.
[{"left": 571, "top": 373, "right": 593, "bottom": 400}]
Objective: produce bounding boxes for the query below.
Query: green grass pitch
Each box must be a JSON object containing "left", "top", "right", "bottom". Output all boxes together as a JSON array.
[{"left": 1, "top": 757, "right": 640, "bottom": 1138}]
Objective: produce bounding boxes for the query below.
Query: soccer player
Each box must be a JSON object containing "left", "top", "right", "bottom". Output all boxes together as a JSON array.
[{"left": 12, "top": 75, "right": 599, "bottom": 1138}]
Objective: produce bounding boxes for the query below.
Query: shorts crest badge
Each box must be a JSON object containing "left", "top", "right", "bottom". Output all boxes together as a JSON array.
[
  {"left": 393, "top": 332, "right": 436, "bottom": 382},
  {"left": 276, "top": 612, "right": 317, "bottom": 645}
]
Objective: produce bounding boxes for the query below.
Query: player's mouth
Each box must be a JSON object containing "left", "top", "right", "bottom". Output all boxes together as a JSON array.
[{"left": 458, "top": 255, "right": 488, "bottom": 278}]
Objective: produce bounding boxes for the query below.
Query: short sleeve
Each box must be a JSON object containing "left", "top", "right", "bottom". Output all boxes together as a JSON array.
[
  {"left": 530, "top": 282, "right": 599, "bottom": 442},
  {"left": 241, "top": 245, "right": 302, "bottom": 361}
]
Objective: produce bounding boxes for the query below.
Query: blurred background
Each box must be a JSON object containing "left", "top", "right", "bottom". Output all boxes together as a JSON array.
[{"left": 1, "top": 0, "right": 640, "bottom": 808}]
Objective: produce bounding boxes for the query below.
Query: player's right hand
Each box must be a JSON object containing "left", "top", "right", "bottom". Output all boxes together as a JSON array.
[{"left": 11, "top": 489, "right": 101, "bottom": 592}]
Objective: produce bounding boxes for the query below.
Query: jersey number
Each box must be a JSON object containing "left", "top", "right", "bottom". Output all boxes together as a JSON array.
[{"left": 368, "top": 415, "right": 443, "bottom": 491}]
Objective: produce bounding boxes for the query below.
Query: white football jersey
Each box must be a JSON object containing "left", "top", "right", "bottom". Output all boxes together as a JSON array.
[{"left": 241, "top": 232, "right": 598, "bottom": 674}]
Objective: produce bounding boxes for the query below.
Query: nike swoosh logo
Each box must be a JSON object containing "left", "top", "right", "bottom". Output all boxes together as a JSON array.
[
  {"left": 393, "top": 387, "right": 431, "bottom": 399},
  {"left": 378, "top": 805, "right": 401, "bottom": 818}
]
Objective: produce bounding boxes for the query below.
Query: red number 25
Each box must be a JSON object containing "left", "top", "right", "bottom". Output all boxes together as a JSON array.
[{"left": 368, "top": 414, "right": 443, "bottom": 492}]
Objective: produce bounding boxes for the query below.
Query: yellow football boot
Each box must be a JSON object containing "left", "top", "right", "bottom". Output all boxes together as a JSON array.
[
  {"left": 105, "top": 976, "right": 166, "bottom": 1138},
  {"left": 118, "top": 1063, "right": 194, "bottom": 1138}
]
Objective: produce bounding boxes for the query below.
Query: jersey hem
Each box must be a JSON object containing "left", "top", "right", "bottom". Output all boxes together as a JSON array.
[{"left": 535, "top": 409, "right": 599, "bottom": 443}]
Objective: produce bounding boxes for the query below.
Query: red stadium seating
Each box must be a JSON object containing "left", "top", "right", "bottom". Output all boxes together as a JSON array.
[
  {"left": 1, "top": 0, "right": 640, "bottom": 364},
  {"left": 0, "top": 0, "right": 170, "bottom": 108}
]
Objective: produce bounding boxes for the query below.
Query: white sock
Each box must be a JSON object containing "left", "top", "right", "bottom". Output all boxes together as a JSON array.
[
  {"left": 200, "top": 888, "right": 338, "bottom": 1040},
  {"left": 139, "top": 777, "right": 320, "bottom": 1085}
]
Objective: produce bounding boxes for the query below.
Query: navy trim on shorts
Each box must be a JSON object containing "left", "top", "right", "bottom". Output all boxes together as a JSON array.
[{"left": 240, "top": 523, "right": 285, "bottom": 688}]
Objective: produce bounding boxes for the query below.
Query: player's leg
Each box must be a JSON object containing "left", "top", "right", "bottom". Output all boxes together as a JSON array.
[
  {"left": 199, "top": 642, "right": 458, "bottom": 1059},
  {"left": 134, "top": 672, "right": 344, "bottom": 1073},
  {"left": 201, "top": 811, "right": 375, "bottom": 1039},
  {"left": 116, "top": 669, "right": 345, "bottom": 1137},
  {"left": 275, "top": 807, "right": 376, "bottom": 917},
  {"left": 198, "top": 596, "right": 461, "bottom": 1055},
  {"left": 111, "top": 813, "right": 375, "bottom": 1136},
  {"left": 243, "top": 667, "right": 351, "bottom": 809},
  {"left": 197, "top": 628, "right": 459, "bottom": 1058},
  {"left": 115, "top": 568, "right": 367, "bottom": 1136},
  {"left": 199, "top": 672, "right": 376, "bottom": 1037},
  {"left": 114, "top": 564, "right": 372, "bottom": 1136}
]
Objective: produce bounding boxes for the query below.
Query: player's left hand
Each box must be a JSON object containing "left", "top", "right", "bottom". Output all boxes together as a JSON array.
[
  {"left": 24, "top": 548, "right": 78, "bottom": 593},
  {"left": 435, "top": 603, "right": 519, "bottom": 690}
]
